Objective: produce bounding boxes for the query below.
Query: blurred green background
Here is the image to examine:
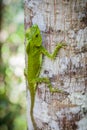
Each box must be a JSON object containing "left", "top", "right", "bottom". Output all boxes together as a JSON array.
[{"left": 0, "top": 0, "right": 27, "bottom": 130}]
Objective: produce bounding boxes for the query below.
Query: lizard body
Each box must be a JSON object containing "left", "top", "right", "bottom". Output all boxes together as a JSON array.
[{"left": 25, "top": 24, "right": 67, "bottom": 130}]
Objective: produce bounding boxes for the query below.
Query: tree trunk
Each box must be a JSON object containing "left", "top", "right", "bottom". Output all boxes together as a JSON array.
[{"left": 24, "top": 0, "right": 87, "bottom": 130}]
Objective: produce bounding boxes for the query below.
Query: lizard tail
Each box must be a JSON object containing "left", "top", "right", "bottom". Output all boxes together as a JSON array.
[{"left": 30, "top": 84, "right": 38, "bottom": 130}]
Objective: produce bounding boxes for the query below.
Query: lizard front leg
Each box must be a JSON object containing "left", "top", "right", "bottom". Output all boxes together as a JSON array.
[{"left": 41, "top": 42, "right": 67, "bottom": 59}]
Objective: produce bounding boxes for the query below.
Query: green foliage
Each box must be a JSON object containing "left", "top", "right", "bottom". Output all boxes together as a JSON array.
[
  {"left": 13, "top": 115, "right": 27, "bottom": 130},
  {"left": 0, "top": 93, "right": 26, "bottom": 130},
  {"left": 0, "top": 0, "right": 26, "bottom": 130},
  {"left": 2, "top": 0, "right": 24, "bottom": 28},
  {"left": 7, "top": 24, "right": 24, "bottom": 45}
]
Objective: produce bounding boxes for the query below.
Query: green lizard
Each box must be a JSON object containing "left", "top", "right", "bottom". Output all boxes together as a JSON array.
[{"left": 25, "top": 24, "right": 67, "bottom": 130}]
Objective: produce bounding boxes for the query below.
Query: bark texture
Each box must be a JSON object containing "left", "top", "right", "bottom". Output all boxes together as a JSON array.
[{"left": 24, "top": 0, "right": 87, "bottom": 130}]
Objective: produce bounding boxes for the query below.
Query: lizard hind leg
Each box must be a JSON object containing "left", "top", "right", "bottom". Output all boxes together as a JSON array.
[{"left": 32, "top": 77, "right": 63, "bottom": 93}]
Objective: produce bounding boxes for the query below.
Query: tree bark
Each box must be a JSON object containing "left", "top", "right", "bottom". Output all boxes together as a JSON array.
[{"left": 24, "top": 0, "right": 87, "bottom": 130}]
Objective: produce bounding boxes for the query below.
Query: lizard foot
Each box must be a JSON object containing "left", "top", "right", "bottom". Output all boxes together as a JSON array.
[{"left": 50, "top": 87, "right": 69, "bottom": 95}]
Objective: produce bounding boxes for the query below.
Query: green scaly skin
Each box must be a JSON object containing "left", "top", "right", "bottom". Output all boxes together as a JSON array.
[{"left": 25, "top": 24, "right": 67, "bottom": 130}]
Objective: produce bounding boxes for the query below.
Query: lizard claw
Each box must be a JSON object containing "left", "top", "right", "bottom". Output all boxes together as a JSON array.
[
  {"left": 61, "top": 42, "right": 67, "bottom": 47},
  {"left": 50, "top": 87, "right": 69, "bottom": 95},
  {"left": 56, "top": 42, "right": 67, "bottom": 49}
]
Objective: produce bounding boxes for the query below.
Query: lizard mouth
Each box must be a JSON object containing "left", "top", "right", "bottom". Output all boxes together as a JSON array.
[{"left": 37, "top": 40, "right": 42, "bottom": 46}]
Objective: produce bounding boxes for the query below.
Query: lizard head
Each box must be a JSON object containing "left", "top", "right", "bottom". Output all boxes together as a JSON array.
[{"left": 26, "top": 24, "right": 42, "bottom": 47}]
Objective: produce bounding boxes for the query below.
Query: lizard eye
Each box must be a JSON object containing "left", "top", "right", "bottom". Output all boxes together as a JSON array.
[{"left": 36, "top": 34, "right": 38, "bottom": 37}]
